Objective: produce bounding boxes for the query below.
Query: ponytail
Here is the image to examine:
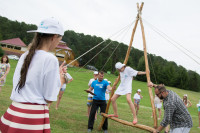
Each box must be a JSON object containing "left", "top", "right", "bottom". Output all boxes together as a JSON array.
[{"left": 16, "top": 33, "right": 54, "bottom": 92}]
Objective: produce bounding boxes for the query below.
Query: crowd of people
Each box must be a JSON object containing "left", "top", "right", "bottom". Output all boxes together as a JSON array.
[{"left": 0, "top": 18, "right": 199, "bottom": 133}]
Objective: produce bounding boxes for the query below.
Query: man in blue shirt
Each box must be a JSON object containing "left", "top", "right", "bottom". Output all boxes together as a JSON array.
[{"left": 87, "top": 71, "right": 112, "bottom": 133}]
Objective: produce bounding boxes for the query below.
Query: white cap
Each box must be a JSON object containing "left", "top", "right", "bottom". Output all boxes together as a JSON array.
[
  {"left": 27, "top": 18, "right": 64, "bottom": 36},
  {"left": 184, "top": 94, "right": 187, "bottom": 97},
  {"left": 104, "top": 79, "right": 108, "bottom": 81},
  {"left": 93, "top": 71, "right": 98, "bottom": 74},
  {"left": 108, "top": 81, "right": 111, "bottom": 84},
  {"left": 137, "top": 89, "right": 141, "bottom": 92},
  {"left": 115, "top": 62, "right": 125, "bottom": 69}
]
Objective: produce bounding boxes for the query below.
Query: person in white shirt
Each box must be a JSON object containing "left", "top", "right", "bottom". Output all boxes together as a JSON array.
[
  {"left": 152, "top": 95, "right": 162, "bottom": 120},
  {"left": 133, "top": 89, "right": 143, "bottom": 115},
  {"left": 108, "top": 62, "right": 146, "bottom": 125},
  {"left": 87, "top": 71, "right": 98, "bottom": 118},
  {"left": 54, "top": 65, "right": 73, "bottom": 110},
  {"left": 105, "top": 81, "right": 111, "bottom": 103},
  {"left": 0, "top": 18, "right": 63, "bottom": 132}
]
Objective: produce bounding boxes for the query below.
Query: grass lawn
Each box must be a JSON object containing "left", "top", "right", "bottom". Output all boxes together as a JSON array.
[{"left": 0, "top": 60, "right": 200, "bottom": 133}]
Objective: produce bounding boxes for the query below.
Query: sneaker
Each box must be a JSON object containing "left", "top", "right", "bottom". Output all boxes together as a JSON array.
[
  {"left": 103, "top": 130, "right": 108, "bottom": 133},
  {"left": 88, "top": 129, "right": 92, "bottom": 132}
]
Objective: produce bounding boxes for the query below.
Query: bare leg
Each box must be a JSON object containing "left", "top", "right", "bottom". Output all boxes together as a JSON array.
[
  {"left": 95, "top": 111, "right": 97, "bottom": 120},
  {"left": 134, "top": 102, "right": 137, "bottom": 115},
  {"left": 136, "top": 105, "right": 139, "bottom": 115},
  {"left": 126, "top": 93, "right": 137, "bottom": 124},
  {"left": 87, "top": 106, "right": 91, "bottom": 117},
  {"left": 56, "top": 91, "right": 64, "bottom": 110},
  {"left": 48, "top": 103, "right": 52, "bottom": 109},
  {"left": 165, "top": 125, "right": 170, "bottom": 133},
  {"left": 199, "top": 111, "right": 200, "bottom": 128},
  {"left": 110, "top": 94, "right": 120, "bottom": 116}
]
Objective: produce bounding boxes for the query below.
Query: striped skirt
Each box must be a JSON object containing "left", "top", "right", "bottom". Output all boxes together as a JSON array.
[{"left": 0, "top": 101, "right": 50, "bottom": 133}]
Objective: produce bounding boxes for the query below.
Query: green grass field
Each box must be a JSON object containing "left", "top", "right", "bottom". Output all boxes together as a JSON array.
[{"left": 0, "top": 60, "right": 200, "bottom": 133}]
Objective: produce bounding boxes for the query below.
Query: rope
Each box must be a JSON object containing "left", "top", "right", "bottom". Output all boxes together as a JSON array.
[
  {"left": 100, "top": 21, "right": 133, "bottom": 71},
  {"left": 67, "top": 21, "right": 136, "bottom": 66},
  {"left": 143, "top": 19, "right": 200, "bottom": 66},
  {"left": 75, "top": 41, "right": 113, "bottom": 73},
  {"left": 143, "top": 19, "right": 200, "bottom": 61},
  {"left": 147, "top": 50, "right": 158, "bottom": 84}
]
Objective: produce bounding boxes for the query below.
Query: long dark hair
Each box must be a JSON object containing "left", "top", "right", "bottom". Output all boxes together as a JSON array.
[
  {"left": 183, "top": 96, "right": 187, "bottom": 105},
  {"left": 1, "top": 55, "right": 9, "bottom": 63},
  {"left": 16, "top": 33, "right": 54, "bottom": 92}
]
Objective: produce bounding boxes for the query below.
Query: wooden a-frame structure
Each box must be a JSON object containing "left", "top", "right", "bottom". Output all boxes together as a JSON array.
[{"left": 98, "top": 2, "right": 157, "bottom": 132}]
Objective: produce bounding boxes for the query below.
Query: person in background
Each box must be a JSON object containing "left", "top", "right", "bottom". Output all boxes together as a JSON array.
[
  {"left": 153, "top": 95, "right": 162, "bottom": 120},
  {"left": 56, "top": 65, "right": 73, "bottom": 109},
  {"left": 183, "top": 94, "right": 192, "bottom": 108},
  {"left": 133, "top": 89, "right": 143, "bottom": 115},
  {"left": 87, "top": 71, "right": 98, "bottom": 119},
  {"left": 86, "top": 71, "right": 112, "bottom": 133},
  {"left": 197, "top": 100, "right": 200, "bottom": 128},
  {"left": 105, "top": 81, "right": 111, "bottom": 103},
  {"left": 0, "top": 18, "right": 64, "bottom": 132},
  {"left": 0, "top": 55, "right": 10, "bottom": 93}
]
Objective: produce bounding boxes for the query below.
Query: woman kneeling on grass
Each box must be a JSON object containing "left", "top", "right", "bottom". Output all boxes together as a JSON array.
[
  {"left": 108, "top": 62, "right": 146, "bottom": 124},
  {"left": 0, "top": 18, "right": 63, "bottom": 133}
]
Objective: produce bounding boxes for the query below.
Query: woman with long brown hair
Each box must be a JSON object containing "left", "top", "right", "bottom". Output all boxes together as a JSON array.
[
  {"left": 0, "top": 55, "right": 10, "bottom": 93},
  {"left": 0, "top": 18, "right": 64, "bottom": 133},
  {"left": 183, "top": 94, "right": 192, "bottom": 108}
]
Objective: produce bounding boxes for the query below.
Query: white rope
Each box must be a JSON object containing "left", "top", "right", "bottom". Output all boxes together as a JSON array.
[
  {"left": 76, "top": 41, "right": 113, "bottom": 73},
  {"left": 143, "top": 19, "right": 200, "bottom": 66},
  {"left": 76, "top": 20, "right": 136, "bottom": 73},
  {"left": 100, "top": 20, "right": 134, "bottom": 71},
  {"left": 66, "top": 21, "right": 135, "bottom": 66},
  {"left": 143, "top": 19, "right": 200, "bottom": 61}
]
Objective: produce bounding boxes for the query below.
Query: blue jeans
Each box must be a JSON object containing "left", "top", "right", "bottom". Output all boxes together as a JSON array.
[{"left": 170, "top": 127, "right": 191, "bottom": 133}]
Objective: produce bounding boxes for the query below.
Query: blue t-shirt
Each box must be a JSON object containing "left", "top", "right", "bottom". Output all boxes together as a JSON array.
[{"left": 91, "top": 80, "right": 109, "bottom": 100}]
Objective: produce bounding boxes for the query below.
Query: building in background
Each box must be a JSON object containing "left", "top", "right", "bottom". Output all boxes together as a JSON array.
[{"left": 0, "top": 38, "right": 79, "bottom": 66}]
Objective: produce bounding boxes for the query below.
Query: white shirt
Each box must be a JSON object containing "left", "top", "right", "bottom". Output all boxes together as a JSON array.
[
  {"left": 88, "top": 78, "right": 95, "bottom": 97},
  {"left": 10, "top": 50, "right": 61, "bottom": 104},
  {"left": 154, "top": 95, "right": 162, "bottom": 104},
  {"left": 115, "top": 66, "right": 138, "bottom": 95},
  {"left": 105, "top": 89, "right": 110, "bottom": 100},
  {"left": 133, "top": 93, "right": 141, "bottom": 100},
  {"left": 62, "top": 73, "right": 73, "bottom": 88}
]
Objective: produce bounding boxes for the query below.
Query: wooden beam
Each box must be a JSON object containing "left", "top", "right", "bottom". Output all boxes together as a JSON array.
[
  {"left": 138, "top": 2, "right": 158, "bottom": 128},
  {"left": 101, "top": 113, "right": 156, "bottom": 132}
]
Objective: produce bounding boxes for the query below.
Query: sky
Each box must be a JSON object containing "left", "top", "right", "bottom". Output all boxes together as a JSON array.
[{"left": 0, "top": 0, "right": 200, "bottom": 74}]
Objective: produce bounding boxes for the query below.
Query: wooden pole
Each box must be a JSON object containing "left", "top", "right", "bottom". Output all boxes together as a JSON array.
[
  {"left": 101, "top": 113, "right": 156, "bottom": 132},
  {"left": 138, "top": 2, "right": 158, "bottom": 128},
  {"left": 98, "top": 3, "right": 144, "bottom": 131}
]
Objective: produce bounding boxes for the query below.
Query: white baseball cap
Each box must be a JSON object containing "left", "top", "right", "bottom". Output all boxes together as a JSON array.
[
  {"left": 93, "top": 71, "right": 98, "bottom": 74},
  {"left": 137, "top": 89, "right": 141, "bottom": 92},
  {"left": 115, "top": 62, "right": 125, "bottom": 69},
  {"left": 184, "top": 94, "right": 187, "bottom": 97},
  {"left": 27, "top": 18, "right": 64, "bottom": 36},
  {"left": 108, "top": 81, "right": 111, "bottom": 84}
]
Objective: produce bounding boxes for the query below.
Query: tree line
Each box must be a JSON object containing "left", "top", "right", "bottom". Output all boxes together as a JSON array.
[{"left": 0, "top": 16, "right": 200, "bottom": 92}]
